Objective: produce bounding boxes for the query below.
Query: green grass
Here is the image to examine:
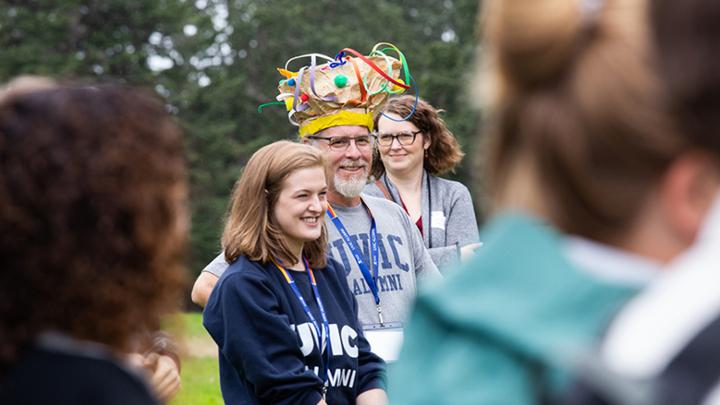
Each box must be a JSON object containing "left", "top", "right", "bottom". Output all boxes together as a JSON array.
[
  {"left": 181, "top": 312, "right": 209, "bottom": 339},
  {"left": 169, "top": 312, "right": 223, "bottom": 405},
  {"left": 171, "top": 356, "right": 222, "bottom": 405}
]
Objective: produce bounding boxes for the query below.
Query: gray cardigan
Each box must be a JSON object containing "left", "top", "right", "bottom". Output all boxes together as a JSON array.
[{"left": 364, "top": 171, "right": 479, "bottom": 272}]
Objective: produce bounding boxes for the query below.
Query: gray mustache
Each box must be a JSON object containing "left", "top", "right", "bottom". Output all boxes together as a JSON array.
[{"left": 339, "top": 160, "right": 366, "bottom": 168}]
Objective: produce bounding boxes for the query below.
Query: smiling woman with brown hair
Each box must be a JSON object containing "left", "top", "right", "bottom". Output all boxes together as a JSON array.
[
  {"left": 0, "top": 82, "right": 187, "bottom": 404},
  {"left": 202, "top": 140, "right": 387, "bottom": 405}
]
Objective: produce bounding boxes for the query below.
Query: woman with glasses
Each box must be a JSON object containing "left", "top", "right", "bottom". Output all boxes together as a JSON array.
[{"left": 365, "top": 95, "right": 481, "bottom": 271}]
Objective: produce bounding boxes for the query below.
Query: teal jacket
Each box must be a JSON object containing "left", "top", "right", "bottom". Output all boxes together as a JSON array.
[{"left": 390, "top": 214, "right": 639, "bottom": 404}]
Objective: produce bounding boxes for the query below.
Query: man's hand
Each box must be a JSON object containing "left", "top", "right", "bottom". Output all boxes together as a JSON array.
[
  {"left": 460, "top": 242, "right": 484, "bottom": 262},
  {"left": 128, "top": 352, "right": 181, "bottom": 402},
  {"left": 144, "top": 353, "right": 181, "bottom": 401},
  {"left": 357, "top": 388, "right": 388, "bottom": 405}
]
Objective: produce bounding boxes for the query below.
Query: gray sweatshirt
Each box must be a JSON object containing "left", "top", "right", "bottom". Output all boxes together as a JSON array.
[{"left": 364, "top": 171, "right": 480, "bottom": 272}]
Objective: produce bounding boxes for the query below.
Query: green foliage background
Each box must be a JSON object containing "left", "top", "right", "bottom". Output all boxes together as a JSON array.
[{"left": 0, "top": 0, "right": 483, "bottom": 299}]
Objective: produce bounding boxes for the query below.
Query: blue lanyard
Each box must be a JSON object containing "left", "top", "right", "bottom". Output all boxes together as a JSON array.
[
  {"left": 273, "top": 257, "right": 331, "bottom": 394},
  {"left": 326, "top": 203, "right": 384, "bottom": 325}
]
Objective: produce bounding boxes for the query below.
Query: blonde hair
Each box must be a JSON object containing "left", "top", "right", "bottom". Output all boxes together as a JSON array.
[
  {"left": 222, "top": 141, "right": 328, "bottom": 268},
  {"left": 480, "top": 0, "right": 687, "bottom": 242}
]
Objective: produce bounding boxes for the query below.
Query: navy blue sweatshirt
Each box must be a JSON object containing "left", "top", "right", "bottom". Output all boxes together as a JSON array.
[{"left": 203, "top": 255, "right": 386, "bottom": 404}]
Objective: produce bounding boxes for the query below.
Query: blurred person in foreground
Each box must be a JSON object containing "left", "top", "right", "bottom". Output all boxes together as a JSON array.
[
  {"left": 0, "top": 82, "right": 188, "bottom": 404},
  {"left": 390, "top": 0, "right": 720, "bottom": 403},
  {"left": 0, "top": 75, "right": 181, "bottom": 401},
  {"left": 566, "top": 0, "right": 720, "bottom": 403},
  {"left": 0, "top": 76, "right": 183, "bottom": 402},
  {"left": 203, "top": 141, "right": 386, "bottom": 404},
  {"left": 364, "top": 95, "right": 481, "bottom": 272}
]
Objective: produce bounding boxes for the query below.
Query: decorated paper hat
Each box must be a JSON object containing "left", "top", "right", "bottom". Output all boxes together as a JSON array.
[{"left": 259, "top": 43, "right": 414, "bottom": 136}]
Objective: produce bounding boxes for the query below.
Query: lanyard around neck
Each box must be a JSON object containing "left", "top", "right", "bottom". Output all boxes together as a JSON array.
[
  {"left": 383, "top": 172, "right": 433, "bottom": 248},
  {"left": 273, "top": 257, "right": 331, "bottom": 388},
  {"left": 326, "top": 203, "right": 384, "bottom": 324}
]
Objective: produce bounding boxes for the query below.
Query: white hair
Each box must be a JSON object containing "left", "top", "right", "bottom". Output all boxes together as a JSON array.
[{"left": 333, "top": 173, "right": 367, "bottom": 198}]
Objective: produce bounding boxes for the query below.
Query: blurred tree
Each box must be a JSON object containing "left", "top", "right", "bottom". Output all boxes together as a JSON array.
[{"left": 0, "top": 0, "right": 482, "bottom": 292}]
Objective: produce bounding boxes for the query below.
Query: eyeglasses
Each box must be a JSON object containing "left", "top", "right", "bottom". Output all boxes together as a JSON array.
[
  {"left": 306, "top": 134, "right": 375, "bottom": 152},
  {"left": 375, "top": 130, "right": 422, "bottom": 147}
]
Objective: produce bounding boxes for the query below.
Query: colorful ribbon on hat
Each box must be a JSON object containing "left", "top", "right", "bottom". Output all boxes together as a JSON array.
[{"left": 258, "top": 42, "right": 420, "bottom": 131}]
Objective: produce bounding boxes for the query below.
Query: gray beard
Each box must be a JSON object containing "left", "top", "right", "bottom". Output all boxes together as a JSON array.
[{"left": 333, "top": 173, "right": 367, "bottom": 198}]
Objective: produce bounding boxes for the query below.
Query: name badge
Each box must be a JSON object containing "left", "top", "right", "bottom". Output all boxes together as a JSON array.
[
  {"left": 431, "top": 211, "right": 446, "bottom": 230},
  {"left": 363, "top": 326, "right": 404, "bottom": 362}
]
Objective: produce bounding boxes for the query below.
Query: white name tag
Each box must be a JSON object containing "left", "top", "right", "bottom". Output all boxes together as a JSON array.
[
  {"left": 430, "top": 211, "right": 446, "bottom": 230},
  {"left": 363, "top": 327, "right": 404, "bottom": 362}
]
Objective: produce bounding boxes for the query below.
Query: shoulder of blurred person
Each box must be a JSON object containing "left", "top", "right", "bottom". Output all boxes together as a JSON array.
[
  {"left": 0, "top": 333, "right": 157, "bottom": 405},
  {"left": 564, "top": 194, "right": 720, "bottom": 405},
  {"left": 390, "top": 213, "right": 640, "bottom": 404}
]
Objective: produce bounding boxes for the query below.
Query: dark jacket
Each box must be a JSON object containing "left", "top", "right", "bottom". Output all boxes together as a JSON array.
[{"left": 203, "top": 255, "right": 386, "bottom": 404}]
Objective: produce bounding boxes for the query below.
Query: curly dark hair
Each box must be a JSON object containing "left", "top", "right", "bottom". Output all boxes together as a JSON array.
[
  {"left": 0, "top": 83, "right": 188, "bottom": 368},
  {"left": 372, "top": 95, "right": 465, "bottom": 178}
]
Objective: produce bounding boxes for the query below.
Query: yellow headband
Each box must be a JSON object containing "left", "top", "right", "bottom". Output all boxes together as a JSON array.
[{"left": 299, "top": 110, "right": 374, "bottom": 136}]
